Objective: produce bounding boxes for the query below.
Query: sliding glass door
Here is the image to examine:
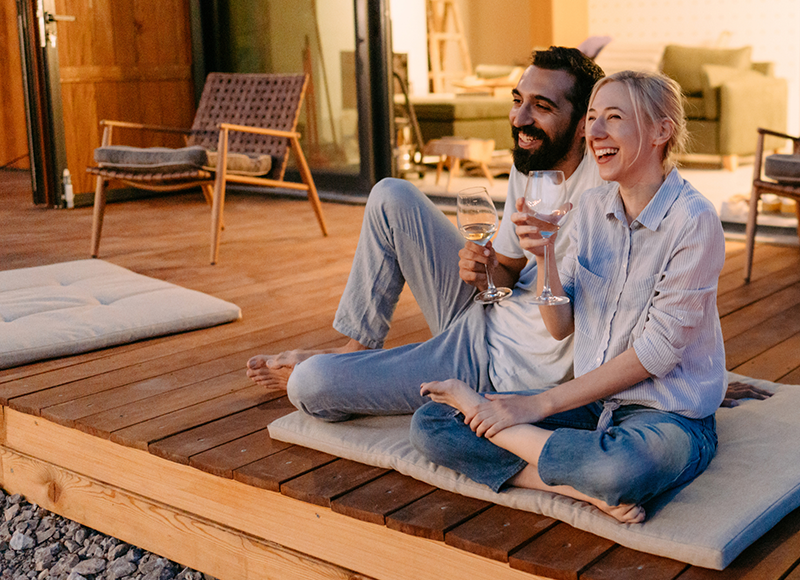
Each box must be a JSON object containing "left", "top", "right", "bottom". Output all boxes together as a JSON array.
[{"left": 191, "top": 0, "right": 393, "bottom": 194}]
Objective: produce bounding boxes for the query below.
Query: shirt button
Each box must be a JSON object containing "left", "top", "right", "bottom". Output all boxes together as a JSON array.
[{"left": 596, "top": 356, "right": 602, "bottom": 363}]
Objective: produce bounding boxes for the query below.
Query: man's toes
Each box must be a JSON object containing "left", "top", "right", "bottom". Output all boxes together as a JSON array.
[{"left": 248, "top": 355, "right": 267, "bottom": 369}]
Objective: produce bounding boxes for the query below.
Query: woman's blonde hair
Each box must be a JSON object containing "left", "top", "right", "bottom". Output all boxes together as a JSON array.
[{"left": 588, "top": 70, "right": 688, "bottom": 171}]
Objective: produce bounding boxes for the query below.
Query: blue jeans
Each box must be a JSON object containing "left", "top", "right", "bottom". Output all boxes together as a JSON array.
[
  {"left": 410, "top": 392, "right": 718, "bottom": 506},
  {"left": 286, "top": 178, "right": 493, "bottom": 421}
]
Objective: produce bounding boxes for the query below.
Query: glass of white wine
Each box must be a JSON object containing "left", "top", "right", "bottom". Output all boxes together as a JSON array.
[
  {"left": 524, "top": 170, "right": 571, "bottom": 305},
  {"left": 456, "top": 187, "right": 512, "bottom": 304}
]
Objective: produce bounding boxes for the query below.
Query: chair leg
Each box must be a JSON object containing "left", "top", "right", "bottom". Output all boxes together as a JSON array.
[
  {"left": 201, "top": 183, "right": 223, "bottom": 230},
  {"left": 90, "top": 176, "right": 108, "bottom": 258},
  {"left": 480, "top": 161, "right": 494, "bottom": 187},
  {"left": 723, "top": 155, "right": 738, "bottom": 171},
  {"left": 292, "top": 136, "right": 328, "bottom": 236},
  {"left": 743, "top": 188, "right": 761, "bottom": 283},
  {"left": 210, "top": 129, "right": 229, "bottom": 265}
]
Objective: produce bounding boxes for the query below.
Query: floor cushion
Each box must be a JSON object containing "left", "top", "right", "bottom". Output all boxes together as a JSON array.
[
  {"left": 0, "top": 260, "right": 241, "bottom": 369},
  {"left": 268, "top": 372, "right": 800, "bottom": 570}
]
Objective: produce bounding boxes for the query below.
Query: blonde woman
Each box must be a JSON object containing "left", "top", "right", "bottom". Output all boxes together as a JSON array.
[{"left": 411, "top": 71, "right": 725, "bottom": 524}]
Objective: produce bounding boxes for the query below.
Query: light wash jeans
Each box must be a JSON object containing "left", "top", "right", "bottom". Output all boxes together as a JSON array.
[
  {"left": 410, "top": 393, "right": 718, "bottom": 507},
  {"left": 286, "top": 178, "right": 493, "bottom": 422}
]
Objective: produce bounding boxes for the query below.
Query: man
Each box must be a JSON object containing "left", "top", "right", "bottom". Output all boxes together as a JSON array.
[{"left": 247, "top": 47, "right": 767, "bottom": 417}]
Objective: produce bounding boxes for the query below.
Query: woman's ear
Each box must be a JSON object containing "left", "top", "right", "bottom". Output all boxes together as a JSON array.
[{"left": 653, "top": 118, "right": 673, "bottom": 147}]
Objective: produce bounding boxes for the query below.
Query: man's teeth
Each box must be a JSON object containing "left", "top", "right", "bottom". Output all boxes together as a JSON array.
[
  {"left": 595, "top": 148, "right": 618, "bottom": 158},
  {"left": 519, "top": 133, "right": 537, "bottom": 145}
]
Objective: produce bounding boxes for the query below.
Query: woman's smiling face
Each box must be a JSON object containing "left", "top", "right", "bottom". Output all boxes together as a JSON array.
[{"left": 586, "top": 81, "right": 657, "bottom": 187}]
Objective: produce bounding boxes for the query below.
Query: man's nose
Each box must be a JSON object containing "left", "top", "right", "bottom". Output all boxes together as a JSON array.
[{"left": 512, "top": 103, "right": 534, "bottom": 127}]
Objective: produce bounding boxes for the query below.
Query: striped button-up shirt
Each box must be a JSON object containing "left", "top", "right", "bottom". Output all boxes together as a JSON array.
[{"left": 560, "top": 168, "right": 726, "bottom": 419}]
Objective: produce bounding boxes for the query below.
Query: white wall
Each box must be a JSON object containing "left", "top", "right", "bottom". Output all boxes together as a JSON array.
[
  {"left": 588, "top": 0, "right": 800, "bottom": 134},
  {"left": 390, "top": 0, "right": 430, "bottom": 95}
]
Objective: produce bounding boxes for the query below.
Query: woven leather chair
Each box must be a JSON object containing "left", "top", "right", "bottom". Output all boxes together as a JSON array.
[
  {"left": 87, "top": 73, "right": 328, "bottom": 264},
  {"left": 744, "top": 128, "right": 800, "bottom": 282}
]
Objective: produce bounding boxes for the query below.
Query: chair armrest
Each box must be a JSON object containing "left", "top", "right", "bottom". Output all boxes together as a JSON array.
[
  {"left": 99, "top": 119, "right": 192, "bottom": 135},
  {"left": 757, "top": 127, "right": 800, "bottom": 143},
  {"left": 218, "top": 122, "right": 300, "bottom": 139}
]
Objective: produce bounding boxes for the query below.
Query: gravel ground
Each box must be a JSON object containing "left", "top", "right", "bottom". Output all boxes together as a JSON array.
[{"left": 0, "top": 489, "right": 215, "bottom": 580}]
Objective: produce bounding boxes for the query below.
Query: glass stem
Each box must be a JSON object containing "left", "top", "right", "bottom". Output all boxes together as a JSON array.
[
  {"left": 485, "top": 262, "right": 497, "bottom": 293},
  {"left": 541, "top": 242, "right": 554, "bottom": 299}
]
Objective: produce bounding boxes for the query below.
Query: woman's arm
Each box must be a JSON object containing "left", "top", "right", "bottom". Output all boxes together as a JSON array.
[
  {"left": 510, "top": 197, "right": 574, "bottom": 339},
  {"left": 472, "top": 347, "right": 650, "bottom": 437}
]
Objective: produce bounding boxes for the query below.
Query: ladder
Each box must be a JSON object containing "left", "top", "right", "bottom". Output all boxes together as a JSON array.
[{"left": 426, "top": 0, "right": 472, "bottom": 93}]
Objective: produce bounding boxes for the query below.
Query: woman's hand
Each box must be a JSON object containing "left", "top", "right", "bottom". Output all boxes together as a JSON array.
[
  {"left": 510, "top": 197, "right": 555, "bottom": 258},
  {"left": 465, "top": 393, "right": 548, "bottom": 438}
]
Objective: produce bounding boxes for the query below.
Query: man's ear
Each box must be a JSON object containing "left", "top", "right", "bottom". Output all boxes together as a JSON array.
[{"left": 576, "top": 115, "right": 587, "bottom": 139}]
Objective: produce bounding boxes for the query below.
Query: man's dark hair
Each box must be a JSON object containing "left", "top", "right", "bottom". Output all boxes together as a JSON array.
[{"left": 531, "top": 46, "right": 605, "bottom": 122}]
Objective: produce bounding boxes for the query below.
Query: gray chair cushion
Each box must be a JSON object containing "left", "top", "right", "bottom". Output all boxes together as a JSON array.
[
  {"left": 764, "top": 154, "right": 800, "bottom": 184},
  {"left": 94, "top": 146, "right": 208, "bottom": 173}
]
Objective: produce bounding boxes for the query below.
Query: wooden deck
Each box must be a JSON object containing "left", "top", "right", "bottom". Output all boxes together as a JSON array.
[{"left": 2, "top": 169, "right": 800, "bottom": 580}]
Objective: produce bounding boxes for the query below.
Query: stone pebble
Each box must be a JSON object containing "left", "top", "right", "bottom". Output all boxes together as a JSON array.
[{"left": 0, "top": 489, "right": 217, "bottom": 580}]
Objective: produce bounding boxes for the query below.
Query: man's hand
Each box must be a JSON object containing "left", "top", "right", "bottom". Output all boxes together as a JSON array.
[
  {"left": 721, "top": 381, "right": 773, "bottom": 408},
  {"left": 459, "top": 240, "right": 497, "bottom": 291},
  {"left": 465, "top": 393, "right": 548, "bottom": 438}
]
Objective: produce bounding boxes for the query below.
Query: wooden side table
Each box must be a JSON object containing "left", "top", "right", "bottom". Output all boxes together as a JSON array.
[{"left": 424, "top": 137, "right": 495, "bottom": 192}]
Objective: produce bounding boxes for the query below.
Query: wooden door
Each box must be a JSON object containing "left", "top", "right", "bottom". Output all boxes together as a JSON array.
[
  {"left": 0, "top": 1, "right": 30, "bottom": 172},
  {"left": 54, "top": 0, "right": 196, "bottom": 195}
]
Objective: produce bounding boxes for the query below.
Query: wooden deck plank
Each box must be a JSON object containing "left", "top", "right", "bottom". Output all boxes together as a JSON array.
[
  {"left": 581, "top": 546, "right": 688, "bottom": 580},
  {"left": 717, "top": 263, "right": 800, "bottom": 317},
  {"left": 444, "top": 505, "right": 557, "bottom": 562},
  {"left": 189, "top": 428, "right": 290, "bottom": 478},
  {"left": 108, "top": 385, "right": 278, "bottom": 449},
  {"left": 233, "top": 446, "right": 339, "bottom": 492},
  {"left": 331, "top": 471, "right": 437, "bottom": 525},
  {"left": 720, "top": 284, "right": 800, "bottom": 341},
  {"left": 385, "top": 489, "right": 492, "bottom": 541},
  {"left": 724, "top": 302, "right": 800, "bottom": 369},
  {"left": 508, "top": 523, "right": 616, "bottom": 580},
  {"left": 280, "top": 459, "right": 389, "bottom": 507},
  {"left": 148, "top": 394, "right": 292, "bottom": 463}
]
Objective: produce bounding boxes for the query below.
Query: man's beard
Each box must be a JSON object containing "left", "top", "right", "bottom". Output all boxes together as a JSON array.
[{"left": 511, "top": 115, "right": 581, "bottom": 174}]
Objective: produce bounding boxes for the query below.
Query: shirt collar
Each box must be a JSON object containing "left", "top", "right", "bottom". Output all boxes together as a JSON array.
[{"left": 604, "top": 167, "right": 683, "bottom": 230}]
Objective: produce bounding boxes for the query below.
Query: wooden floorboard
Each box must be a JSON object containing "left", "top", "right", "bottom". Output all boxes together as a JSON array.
[{"left": 2, "top": 169, "right": 800, "bottom": 580}]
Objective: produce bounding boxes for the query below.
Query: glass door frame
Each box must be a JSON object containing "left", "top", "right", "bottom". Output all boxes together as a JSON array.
[{"left": 188, "top": 0, "right": 394, "bottom": 195}]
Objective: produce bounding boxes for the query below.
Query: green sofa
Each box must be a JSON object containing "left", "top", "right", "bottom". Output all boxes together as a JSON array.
[{"left": 661, "top": 45, "right": 788, "bottom": 170}]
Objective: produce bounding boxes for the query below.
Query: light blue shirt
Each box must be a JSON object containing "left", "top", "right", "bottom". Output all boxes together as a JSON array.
[{"left": 560, "top": 168, "right": 727, "bottom": 419}]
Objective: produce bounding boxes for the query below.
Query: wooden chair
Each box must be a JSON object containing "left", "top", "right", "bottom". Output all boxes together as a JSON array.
[
  {"left": 87, "top": 73, "right": 328, "bottom": 264},
  {"left": 744, "top": 128, "right": 800, "bottom": 282}
]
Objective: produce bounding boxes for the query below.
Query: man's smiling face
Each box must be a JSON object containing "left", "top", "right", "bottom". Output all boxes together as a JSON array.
[{"left": 509, "top": 66, "right": 584, "bottom": 174}]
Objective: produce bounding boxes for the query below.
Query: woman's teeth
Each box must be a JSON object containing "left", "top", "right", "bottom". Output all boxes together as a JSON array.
[{"left": 595, "top": 148, "right": 618, "bottom": 159}]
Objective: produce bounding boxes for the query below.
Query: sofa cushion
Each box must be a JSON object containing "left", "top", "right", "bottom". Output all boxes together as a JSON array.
[
  {"left": 764, "top": 154, "right": 800, "bottom": 184},
  {"left": 700, "top": 65, "right": 768, "bottom": 119},
  {"left": 662, "top": 45, "right": 752, "bottom": 95},
  {"left": 94, "top": 146, "right": 208, "bottom": 173}
]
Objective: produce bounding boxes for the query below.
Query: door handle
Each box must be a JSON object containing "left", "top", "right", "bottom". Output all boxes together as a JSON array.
[{"left": 45, "top": 12, "right": 76, "bottom": 23}]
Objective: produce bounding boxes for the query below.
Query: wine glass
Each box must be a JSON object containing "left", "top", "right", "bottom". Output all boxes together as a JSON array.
[
  {"left": 524, "top": 170, "right": 571, "bottom": 306},
  {"left": 456, "top": 187, "right": 512, "bottom": 304}
]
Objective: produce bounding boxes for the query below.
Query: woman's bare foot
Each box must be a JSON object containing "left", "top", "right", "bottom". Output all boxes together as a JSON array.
[
  {"left": 420, "top": 379, "right": 485, "bottom": 415},
  {"left": 596, "top": 502, "right": 646, "bottom": 524},
  {"left": 246, "top": 339, "right": 370, "bottom": 390}
]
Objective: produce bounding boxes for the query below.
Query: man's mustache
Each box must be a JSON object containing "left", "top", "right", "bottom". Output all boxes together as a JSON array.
[{"left": 513, "top": 124, "right": 548, "bottom": 141}]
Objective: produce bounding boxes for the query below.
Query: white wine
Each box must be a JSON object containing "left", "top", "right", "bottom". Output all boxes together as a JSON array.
[{"left": 459, "top": 222, "right": 497, "bottom": 245}]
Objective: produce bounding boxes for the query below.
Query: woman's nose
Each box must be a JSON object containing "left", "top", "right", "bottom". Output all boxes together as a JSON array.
[{"left": 588, "top": 118, "right": 606, "bottom": 138}]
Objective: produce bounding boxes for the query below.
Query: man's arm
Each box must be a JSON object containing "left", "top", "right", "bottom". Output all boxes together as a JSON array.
[{"left": 459, "top": 241, "right": 527, "bottom": 290}]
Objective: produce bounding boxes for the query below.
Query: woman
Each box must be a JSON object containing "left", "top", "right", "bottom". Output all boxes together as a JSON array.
[{"left": 410, "top": 71, "right": 726, "bottom": 524}]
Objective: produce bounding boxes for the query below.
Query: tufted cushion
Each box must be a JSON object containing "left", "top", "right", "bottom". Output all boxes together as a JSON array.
[
  {"left": 269, "top": 373, "right": 800, "bottom": 570},
  {"left": 764, "top": 154, "right": 800, "bottom": 184},
  {"left": 94, "top": 146, "right": 208, "bottom": 173},
  {"left": 662, "top": 45, "right": 752, "bottom": 95},
  {"left": 0, "top": 260, "right": 241, "bottom": 369},
  {"left": 593, "top": 40, "right": 665, "bottom": 76}
]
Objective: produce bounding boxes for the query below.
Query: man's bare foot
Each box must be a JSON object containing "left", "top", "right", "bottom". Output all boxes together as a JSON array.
[
  {"left": 420, "top": 379, "right": 485, "bottom": 415},
  {"left": 246, "top": 339, "right": 369, "bottom": 390}
]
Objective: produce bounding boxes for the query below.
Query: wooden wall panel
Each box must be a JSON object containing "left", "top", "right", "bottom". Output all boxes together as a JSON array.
[
  {"left": 0, "top": 1, "right": 31, "bottom": 170},
  {"left": 53, "top": 0, "right": 196, "bottom": 193}
]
